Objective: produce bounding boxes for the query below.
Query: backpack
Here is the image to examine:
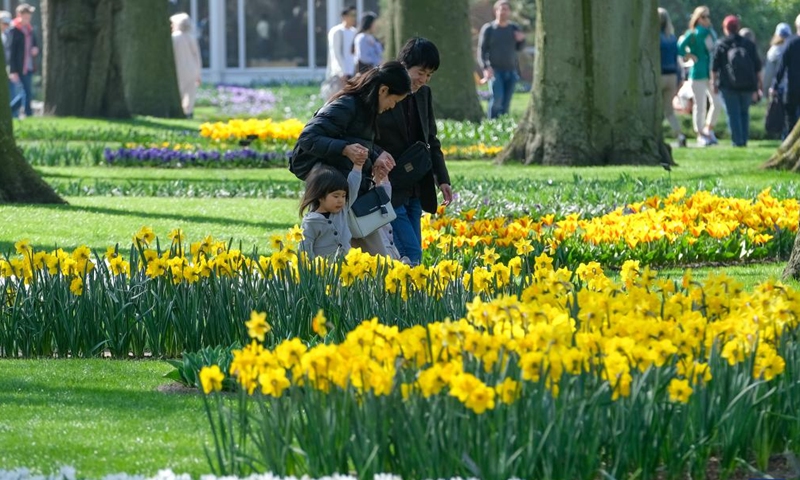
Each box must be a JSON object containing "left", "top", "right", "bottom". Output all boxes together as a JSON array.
[{"left": 725, "top": 39, "right": 757, "bottom": 90}]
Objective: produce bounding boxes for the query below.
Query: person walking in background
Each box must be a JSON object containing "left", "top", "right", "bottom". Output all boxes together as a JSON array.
[
  {"left": 659, "top": 8, "right": 687, "bottom": 148},
  {"left": 773, "top": 15, "right": 800, "bottom": 132},
  {"left": 170, "top": 13, "right": 202, "bottom": 118},
  {"left": 256, "top": 14, "right": 270, "bottom": 61},
  {"left": 354, "top": 12, "right": 383, "bottom": 74},
  {"left": 477, "top": 0, "right": 525, "bottom": 119},
  {"left": 711, "top": 15, "right": 762, "bottom": 147},
  {"left": 764, "top": 23, "right": 791, "bottom": 137},
  {"left": 7, "top": 3, "right": 38, "bottom": 118},
  {"left": 323, "top": 6, "right": 357, "bottom": 100},
  {"left": 764, "top": 23, "right": 791, "bottom": 98},
  {"left": 678, "top": 6, "right": 722, "bottom": 146},
  {"left": 1, "top": 10, "right": 23, "bottom": 118}
]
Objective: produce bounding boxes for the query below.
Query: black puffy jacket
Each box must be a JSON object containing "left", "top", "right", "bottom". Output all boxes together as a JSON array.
[{"left": 292, "top": 95, "right": 383, "bottom": 192}]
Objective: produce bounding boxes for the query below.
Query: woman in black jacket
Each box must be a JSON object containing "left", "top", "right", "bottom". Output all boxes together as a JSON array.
[
  {"left": 292, "top": 61, "right": 411, "bottom": 256},
  {"left": 376, "top": 38, "right": 453, "bottom": 265}
]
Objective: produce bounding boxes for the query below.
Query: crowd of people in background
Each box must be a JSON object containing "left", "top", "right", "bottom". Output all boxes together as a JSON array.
[{"left": 659, "top": 4, "right": 800, "bottom": 148}]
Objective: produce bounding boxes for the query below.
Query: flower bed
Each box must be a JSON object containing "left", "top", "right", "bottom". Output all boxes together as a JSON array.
[
  {"left": 199, "top": 264, "right": 800, "bottom": 478},
  {"left": 103, "top": 145, "right": 289, "bottom": 168},
  {"left": 0, "top": 189, "right": 795, "bottom": 358},
  {"left": 425, "top": 187, "right": 798, "bottom": 266}
]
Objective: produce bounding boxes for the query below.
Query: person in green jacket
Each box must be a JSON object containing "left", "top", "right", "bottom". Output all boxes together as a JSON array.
[{"left": 678, "top": 6, "right": 722, "bottom": 146}]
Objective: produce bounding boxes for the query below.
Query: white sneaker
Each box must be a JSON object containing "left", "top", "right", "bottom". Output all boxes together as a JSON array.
[{"left": 696, "top": 135, "right": 709, "bottom": 147}]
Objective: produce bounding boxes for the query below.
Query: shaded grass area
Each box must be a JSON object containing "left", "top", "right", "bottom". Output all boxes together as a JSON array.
[
  {"left": 0, "top": 359, "right": 209, "bottom": 477},
  {"left": 0, "top": 197, "right": 299, "bottom": 253}
]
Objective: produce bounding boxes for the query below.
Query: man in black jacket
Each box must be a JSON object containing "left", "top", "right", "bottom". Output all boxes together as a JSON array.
[
  {"left": 376, "top": 38, "right": 453, "bottom": 265},
  {"left": 7, "top": 3, "right": 38, "bottom": 118},
  {"left": 711, "top": 15, "right": 762, "bottom": 147}
]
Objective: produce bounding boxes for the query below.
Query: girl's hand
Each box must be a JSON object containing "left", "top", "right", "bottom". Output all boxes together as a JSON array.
[{"left": 343, "top": 143, "right": 368, "bottom": 165}]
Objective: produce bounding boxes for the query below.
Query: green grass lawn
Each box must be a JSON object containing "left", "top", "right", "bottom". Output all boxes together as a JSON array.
[{"left": 0, "top": 359, "right": 209, "bottom": 477}]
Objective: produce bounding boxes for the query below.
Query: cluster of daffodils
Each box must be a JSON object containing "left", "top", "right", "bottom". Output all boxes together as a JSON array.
[
  {"left": 424, "top": 188, "right": 798, "bottom": 260},
  {"left": 440, "top": 144, "right": 504, "bottom": 159},
  {"left": 199, "top": 118, "right": 305, "bottom": 143},
  {"left": 202, "top": 259, "right": 798, "bottom": 414}
]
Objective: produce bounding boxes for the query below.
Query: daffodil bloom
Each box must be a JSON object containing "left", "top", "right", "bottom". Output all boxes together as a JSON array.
[
  {"left": 668, "top": 378, "right": 693, "bottom": 403},
  {"left": 200, "top": 365, "right": 225, "bottom": 394},
  {"left": 246, "top": 311, "right": 271, "bottom": 342},
  {"left": 312, "top": 310, "right": 328, "bottom": 337}
]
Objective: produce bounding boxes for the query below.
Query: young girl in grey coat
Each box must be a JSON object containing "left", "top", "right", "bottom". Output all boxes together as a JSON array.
[{"left": 299, "top": 162, "right": 392, "bottom": 259}]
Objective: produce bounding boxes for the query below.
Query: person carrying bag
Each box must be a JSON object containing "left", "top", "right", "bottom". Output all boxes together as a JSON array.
[{"left": 291, "top": 62, "right": 411, "bottom": 256}]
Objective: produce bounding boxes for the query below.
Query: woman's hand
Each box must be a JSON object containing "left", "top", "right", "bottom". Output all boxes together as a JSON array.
[
  {"left": 343, "top": 143, "right": 368, "bottom": 165},
  {"left": 439, "top": 183, "right": 453, "bottom": 206}
]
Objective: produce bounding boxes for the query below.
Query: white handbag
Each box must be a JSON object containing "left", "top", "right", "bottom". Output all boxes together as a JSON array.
[{"left": 347, "top": 186, "right": 396, "bottom": 239}]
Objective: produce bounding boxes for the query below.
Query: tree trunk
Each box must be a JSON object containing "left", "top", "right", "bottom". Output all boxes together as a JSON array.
[
  {"left": 763, "top": 121, "right": 800, "bottom": 171},
  {"left": 0, "top": 48, "right": 65, "bottom": 204},
  {"left": 784, "top": 228, "right": 800, "bottom": 281},
  {"left": 497, "top": 0, "right": 673, "bottom": 166},
  {"left": 117, "top": 0, "right": 184, "bottom": 117},
  {"left": 42, "top": 0, "right": 182, "bottom": 118},
  {"left": 384, "top": 0, "right": 484, "bottom": 121}
]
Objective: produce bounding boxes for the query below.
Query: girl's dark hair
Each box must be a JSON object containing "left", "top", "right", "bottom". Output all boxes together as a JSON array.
[
  {"left": 397, "top": 37, "right": 440, "bottom": 72},
  {"left": 330, "top": 61, "right": 411, "bottom": 131},
  {"left": 299, "top": 164, "right": 350, "bottom": 216},
  {"left": 358, "top": 11, "right": 377, "bottom": 34}
]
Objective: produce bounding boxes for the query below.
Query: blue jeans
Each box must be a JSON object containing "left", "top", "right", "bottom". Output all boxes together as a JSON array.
[
  {"left": 391, "top": 197, "right": 422, "bottom": 265},
  {"left": 720, "top": 88, "right": 752, "bottom": 146},
  {"left": 9, "top": 80, "right": 25, "bottom": 118},
  {"left": 488, "top": 69, "right": 518, "bottom": 119},
  {"left": 18, "top": 72, "right": 33, "bottom": 116}
]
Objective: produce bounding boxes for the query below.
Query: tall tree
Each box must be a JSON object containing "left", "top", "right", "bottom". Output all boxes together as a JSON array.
[
  {"left": 383, "top": 0, "right": 484, "bottom": 121},
  {"left": 0, "top": 52, "right": 64, "bottom": 204},
  {"left": 41, "top": 0, "right": 183, "bottom": 118},
  {"left": 497, "top": 0, "right": 672, "bottom": 166}
]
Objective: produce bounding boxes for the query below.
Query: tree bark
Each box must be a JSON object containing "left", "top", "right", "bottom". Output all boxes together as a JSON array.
[
  {"left": 384, "top": 0, "right": 484, "bottom": 121},
  {"left": 42, "top": 0, "right": 182, "bottom": 118},
  {"left": 763, "top": 121, "right": 800, "bottom": 171},
  {"left": 0, "top": 47, "right": 65, "bottom": 204},
  {"left": 784, "top": 228, "right": 800, "bottom": 281},
  {"left": 497, "top": 0, "right": 673, "bottom": 166}
]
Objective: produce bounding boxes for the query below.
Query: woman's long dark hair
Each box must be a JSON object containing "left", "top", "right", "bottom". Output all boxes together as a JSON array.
[
  {"left": 330, "top": 61, "right": 411, "bottom": 133},
  {"left": 299, "top": 164, "right": 349, "bottom": 216},
  {"left": 358, "top": 12, "right": 377, "bottom": 35},
  {"left": 352, "top": 11, "right": 378, "bottom": 54}
]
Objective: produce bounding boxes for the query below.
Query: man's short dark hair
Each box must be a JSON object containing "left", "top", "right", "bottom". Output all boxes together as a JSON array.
[
  {"left": 397, "top": 37, "right": 440, "bottom": 72},
  {"left": 341, "top": 6, "right": 356, "bottom": 17}
]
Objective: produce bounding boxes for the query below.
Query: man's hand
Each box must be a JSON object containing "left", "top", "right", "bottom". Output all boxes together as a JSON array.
[
  {"left": 514, "top": 31, "right": 525, "bottom": 42},
  {"left": 439, "top": 183, "right": 453, "bottom": 206},
  {"left": 31, "top": 46, "right": 39, "bottom": 57},
  {"left": 8, "top": 73, "right": 19, "bottom": 83},
  {"left": 482, "top": 67, "right": 494, "bottom": 82},
  {"left": 373, "top": 151, "right": 396, "bottom": 177}
]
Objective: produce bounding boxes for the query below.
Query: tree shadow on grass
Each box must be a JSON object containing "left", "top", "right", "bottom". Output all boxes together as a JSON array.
[{"left": 25, "top": 203, "right": 293, "bottom": 230}]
